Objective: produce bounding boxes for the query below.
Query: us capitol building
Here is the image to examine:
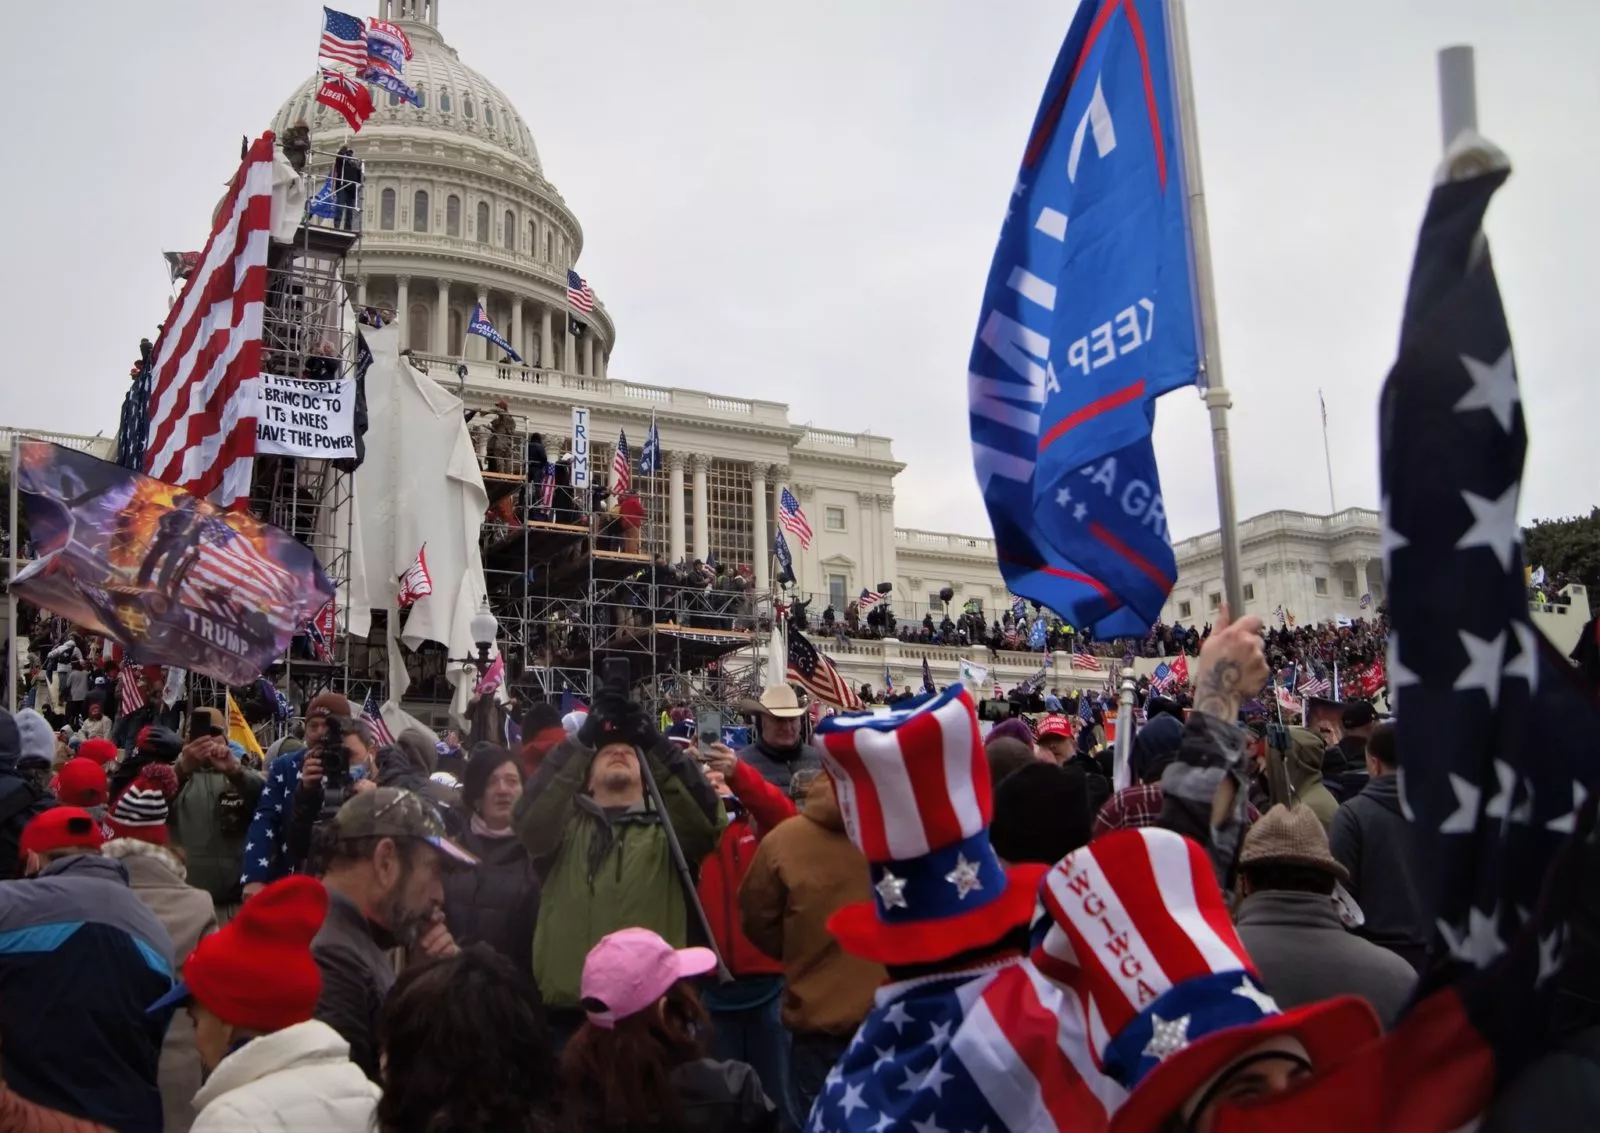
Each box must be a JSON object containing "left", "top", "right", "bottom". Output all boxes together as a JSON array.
[{"left": 31, "top": 1, "right": 1578, "bottom": 697}]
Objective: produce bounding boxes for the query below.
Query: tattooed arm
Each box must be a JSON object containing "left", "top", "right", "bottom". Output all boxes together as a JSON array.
[{"left": 1191, "top": 607, "right": 1269, "bottom": 720}]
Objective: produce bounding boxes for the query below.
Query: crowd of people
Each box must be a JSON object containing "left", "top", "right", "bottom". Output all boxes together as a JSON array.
[{"left": 0, "top": 591, "right": 1583, "bottom": 1131}]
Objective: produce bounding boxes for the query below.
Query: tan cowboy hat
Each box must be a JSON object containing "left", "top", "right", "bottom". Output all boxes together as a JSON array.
[{"left": 742, "top": 685, "right": 806, "bottom": 719}]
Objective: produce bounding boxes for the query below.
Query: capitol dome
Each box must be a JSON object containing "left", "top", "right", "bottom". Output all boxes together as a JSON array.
[{"left": 270, "top": 0, "right": 613, "bottom": 373}]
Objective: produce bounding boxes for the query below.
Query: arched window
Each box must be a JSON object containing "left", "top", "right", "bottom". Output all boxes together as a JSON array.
[
  {"left": 388, "top": 89, "right": 400, "bottom": 107},
  {"left": 545, "top": 230, "right": 552, "bottom": 261},
  {"left": 503, "top": 209, "right": 515, "bottom": 251},
  {"left": 414, "top": 87, "right": 426, "bottom": 109},
  {"left": 476, "top": 202, "right": 489, "bottom": 244},
  {"left": 446, "top": 194, "right": 461, "bottom": 237},
  {"left": 439, "top": 89, "right": 452, "bottom": 113},
  {"left": 464, "top": 94, "right": 475, "bottom": 120},
  {"left": 408, "top": 304, "right": 430, "bottom": 352},
  {"left": 528, "top": 220, "right": 537, "bottom": 255},
  {"left": 448, "top": 307, "right": 463, "bottom": 347},
  {"left": 380, "top": 188, "right": 396, "bottom": 230},
  {"left": 486, "top": 104, "right": 496, "bottom": 127},
  {"left": 412, "top": 190, "right": 429, "bottom": 233}
]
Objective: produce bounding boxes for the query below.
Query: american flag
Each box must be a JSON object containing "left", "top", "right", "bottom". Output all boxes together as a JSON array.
[
  {"left": 118, "top": 663, "right": 145, "bottom": 717},
  {"left": 184, "top": 524, "right": 301, "bottom": 630},
  {"left": 1068, "top": 646, "right": 1102, "bottom": 672},
  {"left": 856, "top": 588, "right": 882, "bottom": 613},
  {"left": 1219, "top": 142, "right": 1599, "bottom": 1133},
  {"left": 786, "top": 625, "right": 862, "bottom": 710},
  {"left": 778, "top": 487, "right": 813, "bottom": 550},
  {"left": 143, "top": 134, "right": 275, "bottom": 507},
  {"left": 319, "top": 7, "right": 368, "bottom": 69},
  {"left": 1149, "top": 661, "right": 1172, "bottom": 692},
  {"left": 610, "top": 429, "right": 631, "bottom": 495},
  {"left": 812, "top": 958, "right": 1121, "bottom": 1132},
  {"left": 397, "top": 545, "right": 433, "bottom": 607},
  {"left": 361, "top": 689, "right": 395, "bottom": 747},
  {"left": 567, "top": 269, "right": 596, "bottom": 314},
  {"left": 1078, "top": 694, "right": 1095, "bottom": 723},
  {"left": 1299, "top": 671, "right": 1331, "bottom": 697},
  {"left": 539, "top": 464, "right": 555, "bottom": 512}
]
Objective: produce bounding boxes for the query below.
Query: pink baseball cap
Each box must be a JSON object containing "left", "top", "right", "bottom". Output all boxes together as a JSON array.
[{"left": 580, "top": 927, "right": 718, "bottom": 1028}]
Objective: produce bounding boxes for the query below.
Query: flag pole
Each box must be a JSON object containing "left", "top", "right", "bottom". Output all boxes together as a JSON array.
[
  {"left": 1319, "top": 389, "right": 1337, "bottom": 513},
  {"left": 1167, "top": 0, "right": 1244, "bottom": 613},
  {"left": 1437, "top": 45, "right": 1477, "bottom": 150},
  {"left": 6, "top": 435, "right": 16, "bottom": 714}
]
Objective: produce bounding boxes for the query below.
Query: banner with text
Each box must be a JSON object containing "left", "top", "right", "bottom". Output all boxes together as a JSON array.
[
  {"left": 256, "top": 375, "right": 357, "bottom": 457},
  {"left": 570, "top": 406, "right": 591, "bottom": 491}
]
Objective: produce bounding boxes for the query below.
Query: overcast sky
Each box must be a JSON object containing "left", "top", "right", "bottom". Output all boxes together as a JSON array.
[{"left": 5, "top": 1, "right": 1594, "bottom": 541}]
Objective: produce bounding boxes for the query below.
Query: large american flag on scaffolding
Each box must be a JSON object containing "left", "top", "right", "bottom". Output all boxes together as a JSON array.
[{"left": 142, "top": 133, "right": 275, "bottom": 508}]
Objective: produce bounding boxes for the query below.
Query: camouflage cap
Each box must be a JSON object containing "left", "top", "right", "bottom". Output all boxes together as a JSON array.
[{"left": 332, "top": 787, "right": 479, "bottom": 867}]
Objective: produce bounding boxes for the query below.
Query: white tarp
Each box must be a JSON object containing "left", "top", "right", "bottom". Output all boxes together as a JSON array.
[
  {"left": 347, "top": 322, "right": 491, "bottom": 727},
  {"left": 268, "top": 148, "right": 307, "bottom": 242}
]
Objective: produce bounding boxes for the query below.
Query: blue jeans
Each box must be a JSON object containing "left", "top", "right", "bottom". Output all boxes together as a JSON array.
[{"left": 703, "top": 976, "right": 794, "bottom": 1131}]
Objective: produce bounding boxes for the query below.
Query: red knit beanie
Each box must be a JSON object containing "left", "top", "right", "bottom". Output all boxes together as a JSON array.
[
  {"left": 77, "top": 738, "right": 119, "bottom": 767},
  {"left": 184, "top": 876, "right": 330, "bottom": 1033}
]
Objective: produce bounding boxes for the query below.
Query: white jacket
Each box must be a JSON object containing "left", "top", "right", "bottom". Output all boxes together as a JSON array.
[{"left": 190, "top": 1020, "right": 379, "bottom": 1132}]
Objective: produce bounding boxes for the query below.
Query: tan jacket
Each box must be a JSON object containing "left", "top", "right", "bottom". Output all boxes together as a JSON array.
[
  {"left": 738, "top": 775, "right": 885, "bottom": 1036},
  {"left": 102, "top": 840, "right": 218, "bottom": 1133}
]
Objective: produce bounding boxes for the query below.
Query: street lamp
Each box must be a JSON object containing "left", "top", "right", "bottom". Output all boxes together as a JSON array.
[{"left": 469, "top": 600, "right": 499, "bottom": 669}]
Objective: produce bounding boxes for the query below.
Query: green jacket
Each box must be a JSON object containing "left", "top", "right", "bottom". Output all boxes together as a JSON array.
[
  {"left": 170, "top": 764, "right": 265, "bottom": 904},
  {"left": 517, "top": 737, "right": 725, "bottom": 1008}
]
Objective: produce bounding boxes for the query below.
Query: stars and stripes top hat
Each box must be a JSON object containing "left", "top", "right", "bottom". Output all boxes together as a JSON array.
[
  {"left": 1030, "top": 827, "right": 1380, "bottom": 1133},
  {"left": 815, "top": 684, "right": 1049, "bottom": 965}
]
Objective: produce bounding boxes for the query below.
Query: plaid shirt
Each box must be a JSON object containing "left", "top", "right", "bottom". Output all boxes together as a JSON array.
[{"left": 1093, "top": 783, "right": 1260, "bottom": 838}]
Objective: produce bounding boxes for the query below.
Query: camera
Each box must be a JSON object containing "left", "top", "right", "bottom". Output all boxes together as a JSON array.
[{"left": 319, "top": 713, "right": 352, "bottom": 794}]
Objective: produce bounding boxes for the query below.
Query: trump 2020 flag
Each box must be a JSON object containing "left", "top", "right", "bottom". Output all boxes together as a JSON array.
[
  {"left": 468, "top": 303, "right": 520, "bottom": 362},
  {"left": 969, "top": 0, "right": 1198, "bottom": 638}
]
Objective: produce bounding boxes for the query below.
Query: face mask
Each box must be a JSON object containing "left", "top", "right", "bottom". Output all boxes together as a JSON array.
[{"left": 351, "top": 764, "right": 369, "bottom": 781}]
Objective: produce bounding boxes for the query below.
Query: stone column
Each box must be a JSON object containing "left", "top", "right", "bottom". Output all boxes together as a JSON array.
[
  {"left": 510, "top": 297, "right": 523, "bottom": 365},
  {"left": 596, "top": 346, "right": 607, "bottom": 380},
  {"left": 751, "top": 464, "right": 770, "bottom": 591},
  {"left": 356, "top": 276, "right": 369, "bottom": 308},
  {"left": 434, "top": 278, "right": 450, "bottom": 357},
  {"left": 474, "top": 287, "right": 489, "bottom": 361},
  {"left": 667, "top": 452, "right": 686, "bottom": 563},
  {"left": 539, "top": 305, "right": 553, "bottom": 372},
  {"left": 395, "top": 276, "right": 409, "bottom": 345},
  {"left": 583, "top": 333, "right": 595, "bottom": 377},
  {"left": 691, "top": 454, "right": 710, "bottom": 562}
]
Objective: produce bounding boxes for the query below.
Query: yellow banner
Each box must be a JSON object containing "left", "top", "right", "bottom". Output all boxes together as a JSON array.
[{"left": 226, "top": 691, "right": 265, "bottom": 763}]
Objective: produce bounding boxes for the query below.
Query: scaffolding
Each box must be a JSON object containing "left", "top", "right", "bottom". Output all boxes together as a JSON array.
[
  {"left": 188, "top": 148, "right": 362, "bottom": 716},
  {"left": 473, "top": 422, "right": 770, "bottom": 723}
]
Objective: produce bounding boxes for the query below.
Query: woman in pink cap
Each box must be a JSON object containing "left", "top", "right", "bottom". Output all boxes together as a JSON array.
[{"left": 562, "top": 927, "right": 778, "bottom": 1132}]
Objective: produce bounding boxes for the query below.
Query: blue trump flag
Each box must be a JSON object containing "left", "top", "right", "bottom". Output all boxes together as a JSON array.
[
  {"left": 468, "top": 303, "right": 521, "bottom": 362},
  {"left": 968, "top": 0, "right": 1199, "bottom": 636},
  {"left": 308, "top": 173, "right": 337, "bottom": 219}
]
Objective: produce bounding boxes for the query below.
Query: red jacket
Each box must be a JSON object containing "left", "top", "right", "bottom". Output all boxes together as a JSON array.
[{"left": 698, "top": 760, "right": 796, "bottom": 977}]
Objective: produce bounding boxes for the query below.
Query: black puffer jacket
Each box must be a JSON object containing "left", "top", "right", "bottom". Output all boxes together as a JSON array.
[{"left": 442, "top": 827, "right": 540, "bottom": 977}]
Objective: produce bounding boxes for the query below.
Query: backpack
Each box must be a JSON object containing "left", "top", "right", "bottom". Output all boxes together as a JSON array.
[{"left": 0, "top": 772, "right": 52, "bottom": 880}]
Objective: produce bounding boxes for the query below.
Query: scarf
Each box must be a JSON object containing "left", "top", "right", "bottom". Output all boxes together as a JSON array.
[{"left": 470, "top": 812, "right": 516, "bottom": 839}]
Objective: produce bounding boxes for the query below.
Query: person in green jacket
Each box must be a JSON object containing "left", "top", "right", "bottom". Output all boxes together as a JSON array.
[
  {"left": 516, "top": 694, "right": 725, "bottom": 1037},
  {"left": 170, "top": 706, "right": 266, "bottom": 916}
]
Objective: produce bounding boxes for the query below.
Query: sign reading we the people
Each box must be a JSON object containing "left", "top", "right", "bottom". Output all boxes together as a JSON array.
[{"left": 256, "top": 374, "right": 357, "bottom": 457}]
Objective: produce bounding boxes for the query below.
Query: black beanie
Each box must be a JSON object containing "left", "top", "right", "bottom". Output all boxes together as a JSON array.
[{"left": 990, "top": 762, "right": 1092, "bottom": 866}]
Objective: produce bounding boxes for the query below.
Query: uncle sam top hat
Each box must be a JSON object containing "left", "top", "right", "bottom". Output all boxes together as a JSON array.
[
  {"left": 1031, "top": 827, "right": 1380, "bottom": 1133},
  {"left": 814, "top": 684, "right": 1049, "bottom": 965}
]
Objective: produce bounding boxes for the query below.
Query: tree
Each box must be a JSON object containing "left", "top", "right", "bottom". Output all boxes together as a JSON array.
[{"left": 1522, "top": 508, "right": 1600, "bottom": 594}]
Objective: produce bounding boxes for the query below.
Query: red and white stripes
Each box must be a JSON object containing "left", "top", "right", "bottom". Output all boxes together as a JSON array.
[{"left": 144, "top": 133, "right": 276, "bottom": 508}]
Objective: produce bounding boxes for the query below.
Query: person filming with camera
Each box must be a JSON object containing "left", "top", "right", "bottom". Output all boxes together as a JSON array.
[
  {"left": 286, "top": 716, "right": 380, "bottom": 875},
  {"left": 516, "top": 689, "right": 726, "bottom": 1044}
]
